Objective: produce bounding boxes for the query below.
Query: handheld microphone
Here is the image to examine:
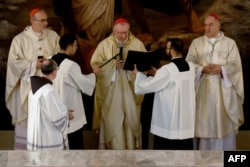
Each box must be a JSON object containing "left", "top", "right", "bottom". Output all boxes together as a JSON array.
[{"left": 119, "top": 43, "right": 123, "bottom": 61}]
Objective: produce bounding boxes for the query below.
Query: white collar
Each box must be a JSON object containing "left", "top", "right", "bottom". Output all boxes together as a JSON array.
[{"left": 209, "top": 32, "right": 222, "bottom": 44}]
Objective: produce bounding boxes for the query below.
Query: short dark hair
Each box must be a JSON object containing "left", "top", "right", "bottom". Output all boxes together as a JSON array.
[
  {"left": 169, "top": 38, "right": 184, "bottom": 53},
  {"left": 41, "top": 59, "right": 58, "bottom": 75},
  {"left": 59, "top": 34, "right": 77, "bottom": 50}
]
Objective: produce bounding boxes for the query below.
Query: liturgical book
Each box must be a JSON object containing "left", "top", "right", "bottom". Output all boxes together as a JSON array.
[{"left": 123, "top": 49, "right": 162, "bottom": 71}]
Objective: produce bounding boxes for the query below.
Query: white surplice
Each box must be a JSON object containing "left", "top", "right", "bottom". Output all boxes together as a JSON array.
[
  {"left": 135, "top": 62, "right": 196, "bottom": 139},
  {"left": 27, "top": 83, "right": 69, "bottom": 150},
  {"left": 53, "top": 58, "right": 96, "bottom": 133}
]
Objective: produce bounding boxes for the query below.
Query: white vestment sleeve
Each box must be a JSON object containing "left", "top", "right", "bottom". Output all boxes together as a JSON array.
[
  {"left": 195, "top": 66, "right": 203, "bottom": 87},
  {"left": 221, "top": 66, "right": 233, "bottom": 88},
  {"left": 69, "top": 63, "right": 96, "bottom": 96},
  {"left": 44, "top": 91, "right": 68, "bottom": 133},
  {"left": 135, "top": 67, "right": 170, "bottom": 94},
  {"left": 21, "top": 61, "right": 37, "bottom": 80}
]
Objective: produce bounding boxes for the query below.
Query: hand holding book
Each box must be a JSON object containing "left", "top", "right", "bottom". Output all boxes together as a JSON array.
[{"left": 123, "top": 49, "right": 163, "bottom": 71}]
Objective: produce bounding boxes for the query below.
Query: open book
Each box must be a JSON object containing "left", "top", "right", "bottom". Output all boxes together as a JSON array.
[{"left": 123, "top": 49, "right": 163, "bottom": 71}]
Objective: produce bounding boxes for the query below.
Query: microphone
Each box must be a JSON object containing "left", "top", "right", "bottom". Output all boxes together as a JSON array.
[{"left": 119, "top": 43, "right": 123, "bottom": 61}]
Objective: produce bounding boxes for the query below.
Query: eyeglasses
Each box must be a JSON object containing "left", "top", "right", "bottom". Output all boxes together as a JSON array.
[{"left": 32, "top": 18, "right": 48, "bottom": 22}]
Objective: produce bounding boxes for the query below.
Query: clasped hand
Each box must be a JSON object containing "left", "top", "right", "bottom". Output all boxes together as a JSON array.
[
  {"left": 203, "top": 64, "right": 221, "bottom": 75},
  {"left": 132, "top": 64, "right": 157, "bottom": 75}
]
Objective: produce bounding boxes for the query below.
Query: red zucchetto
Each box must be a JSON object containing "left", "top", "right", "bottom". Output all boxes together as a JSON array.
[
  {"left": 29, "top": 8, "right": 41, "bottom": 19},
  {"left": 208, "top": 13, "right": 220, "bottom": 20},
  {"left": 114, "top": 17, "right": 129, "bottom": 25}
]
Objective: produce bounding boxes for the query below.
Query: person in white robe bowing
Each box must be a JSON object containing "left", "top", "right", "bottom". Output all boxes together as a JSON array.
[
  {"left": 133, "top": 38, "right": 196, "bottom": 150},
  {"left": 27, "top": 59, "right": 72, "bottom": 150},
  {"left": 5, "top": 8, "right": 60, "bottom": 150},
  {"left": 52, "top": 34, "right": 100, "bottom": 149}
]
